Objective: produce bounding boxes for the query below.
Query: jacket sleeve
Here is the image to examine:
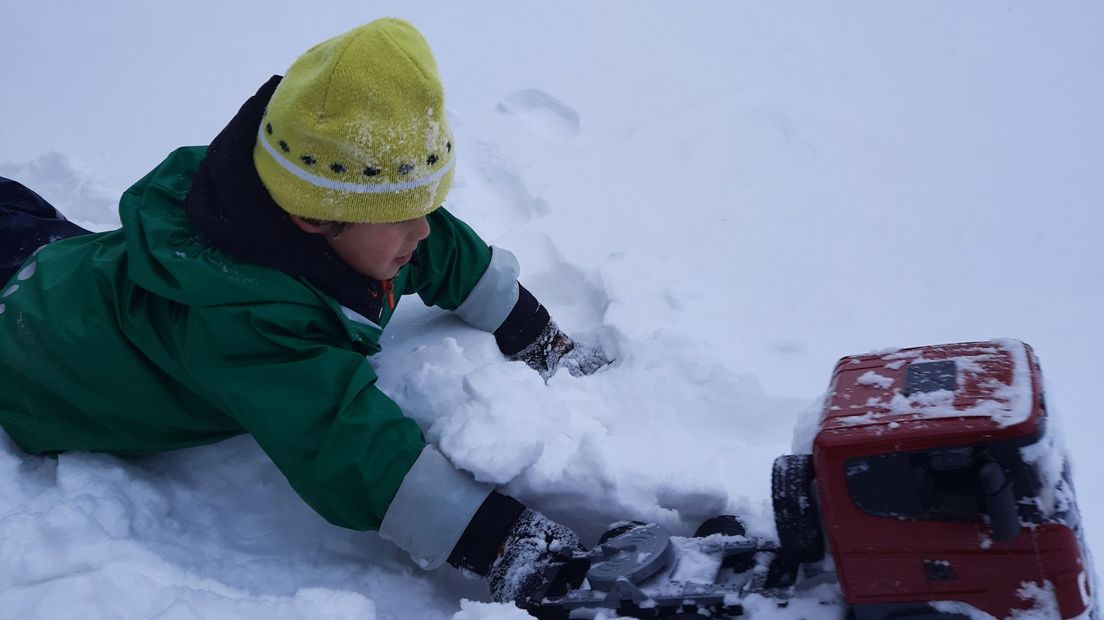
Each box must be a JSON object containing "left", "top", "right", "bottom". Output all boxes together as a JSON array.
[
  {"left": 405, "top": 207, "right": 496, "bottom": 311},
  {"left": 406, "top": 208, "right": 550, "bottom": 353},
  {"left": 179, "top": 301, "right": 494, "bottom": 568},
  {"left": 180, "top": 301, "right": 426, "bottom": 531}
]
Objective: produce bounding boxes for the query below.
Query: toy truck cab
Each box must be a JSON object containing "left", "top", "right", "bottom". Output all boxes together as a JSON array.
[{"left": 783, "top": 340, "right": 1096, "bottom": 619}]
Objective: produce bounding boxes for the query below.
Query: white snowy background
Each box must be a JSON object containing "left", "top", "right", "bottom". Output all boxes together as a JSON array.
[{"left": 2, "top": 2, "right": 1102, "bottom": 619}]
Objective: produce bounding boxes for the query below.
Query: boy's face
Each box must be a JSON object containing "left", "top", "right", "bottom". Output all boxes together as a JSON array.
[{"left": 292, "top": 214, "right": 430, "bottom": 281}]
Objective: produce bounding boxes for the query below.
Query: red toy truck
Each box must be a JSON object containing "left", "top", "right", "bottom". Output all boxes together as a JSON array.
[
  {"left": 773, "top": 339, "right": 1097, "bottom": 619},
  {"left": 526, "top": 340, "right": 1096, "bottom": 619}
]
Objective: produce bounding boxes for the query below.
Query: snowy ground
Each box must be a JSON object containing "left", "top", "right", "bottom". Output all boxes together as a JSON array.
[{"left": 2, "top": 2, "right": 1102, "bottom": 619}]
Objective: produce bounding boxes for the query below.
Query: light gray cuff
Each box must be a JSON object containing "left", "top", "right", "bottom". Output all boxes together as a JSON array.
[
  {"left": 453, "top": 246, "right": 521, "bottom": 333},
  {"left": 378, "top": 446, "right": 493, "bottom": 569}
]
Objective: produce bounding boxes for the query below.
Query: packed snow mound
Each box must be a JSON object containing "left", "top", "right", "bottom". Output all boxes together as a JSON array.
[
  {"left": 452, "top": 600, "right": 535, "bottom": 620},
  {"left": 0, "top": 437, "right": 380, "bottom": 619}
]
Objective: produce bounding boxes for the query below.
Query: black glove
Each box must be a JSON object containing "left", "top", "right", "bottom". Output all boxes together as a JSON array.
[
  {"left": 510, "top": 320, "right": 610, "bottom": 380},
  {"left": 447, "top": 493, "right": 585, "bottom": 605},
  {"left": 488, "top": 508, "right": 584, "bottom": 604},
  {"left": 494, "top": 285, "right": 610, "bottom": 380}
]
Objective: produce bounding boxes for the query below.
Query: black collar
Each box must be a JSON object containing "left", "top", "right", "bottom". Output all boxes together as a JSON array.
[{"left": 183, "top": 76, "right": 387, "bottom": 323}]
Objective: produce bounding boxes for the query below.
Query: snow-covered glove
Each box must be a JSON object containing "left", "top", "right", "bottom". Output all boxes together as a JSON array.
[
  {"left": 510, "top": 321, "right": 610, "bottom": 380},
  {"left": 488, "top": 509, "right": 585, "bottom": 604},
  {"left": 447, "top": 493, "right": 586, "bottom": 605}
]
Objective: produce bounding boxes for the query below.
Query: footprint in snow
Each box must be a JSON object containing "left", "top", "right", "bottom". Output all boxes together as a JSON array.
[
  {"left": 476, "top": 140, "right": 549, "bottom": 224},
  {"left": 496, "top": 89, "right": 580, "bottom": 140}
]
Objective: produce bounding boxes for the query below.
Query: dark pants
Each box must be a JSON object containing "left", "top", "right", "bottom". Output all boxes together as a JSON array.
[{"left": 1, "top": 177, "right": 92, "bottom": 284}]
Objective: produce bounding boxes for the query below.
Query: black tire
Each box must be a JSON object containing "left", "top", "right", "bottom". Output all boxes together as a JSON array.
[
  {"left": 597, "top": 521, "right": 647, "bottom": 545},
  {"left": 693, "top": 514, "right": 747, "bottom": 538},
  {"left": 772, "top": 454, "right": 825, "bottom": 564},
  {"left": 695, "top": 514, "right": 755, "bottom": 572}
]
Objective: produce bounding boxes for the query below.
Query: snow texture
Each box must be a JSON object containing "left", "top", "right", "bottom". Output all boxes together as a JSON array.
[{"left": 2, "top": 2, "right": 1103, "bottom": 619}]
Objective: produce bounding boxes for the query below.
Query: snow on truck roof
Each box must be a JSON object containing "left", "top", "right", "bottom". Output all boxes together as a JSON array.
[{"left": 817, "top": 339, "right": 1041, "bottom": 448}]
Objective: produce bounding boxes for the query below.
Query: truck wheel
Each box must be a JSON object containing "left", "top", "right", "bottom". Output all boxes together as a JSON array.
[
  {"left": 772, "top": 454, "right": 825, "bottom": 564},
  {"left": 695, "top": 515, "right": 755, "bottom": 572},
  {"left": 693, "top": 515, "right": 747, "bottom": 538}
]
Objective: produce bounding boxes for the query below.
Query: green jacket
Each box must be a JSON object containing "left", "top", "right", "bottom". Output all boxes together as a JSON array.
[{"left": 0, "top": 145, "right": 501, "bottom": 532}]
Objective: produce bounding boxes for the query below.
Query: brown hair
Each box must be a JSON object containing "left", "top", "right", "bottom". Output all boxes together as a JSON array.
[{"left": 299, "top": 217, "right": 350, "bottom": 240}]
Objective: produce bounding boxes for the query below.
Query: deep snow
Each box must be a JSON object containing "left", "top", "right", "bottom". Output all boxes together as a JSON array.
[{"left": 2, "top": 2, "right": 1102, "bottom": 619}]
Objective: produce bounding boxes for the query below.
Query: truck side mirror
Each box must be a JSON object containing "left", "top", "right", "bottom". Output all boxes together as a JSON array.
[{"left": 978, "top": 461, "right": 1021, "bottom": 542}]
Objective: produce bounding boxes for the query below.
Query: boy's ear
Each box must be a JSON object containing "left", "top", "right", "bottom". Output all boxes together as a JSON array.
[
  {"left": 288, "top": 214, "right": 350, "bottom": 241},
  {"left": 289, "top": 214, "right": 332, "bottom": 235}
]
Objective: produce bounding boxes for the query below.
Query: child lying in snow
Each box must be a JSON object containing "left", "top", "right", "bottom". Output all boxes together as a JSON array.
[{"left": 0, "top": 19, "right": 608, "bottom": 604}]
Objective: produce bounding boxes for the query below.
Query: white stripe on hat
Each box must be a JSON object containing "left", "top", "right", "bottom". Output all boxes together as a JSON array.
[{"left": 257, "top": 126, "right": 455, "bottom": 194}]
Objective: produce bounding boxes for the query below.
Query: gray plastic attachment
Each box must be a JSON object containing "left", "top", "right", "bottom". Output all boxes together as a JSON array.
[{"left": 586, "top": 523, "right": 676, "bottom": 590}]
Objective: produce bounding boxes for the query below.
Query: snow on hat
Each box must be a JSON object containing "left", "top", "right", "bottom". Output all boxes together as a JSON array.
[{"left": 253, "top": 19, "right": 455, "bottom": 223}]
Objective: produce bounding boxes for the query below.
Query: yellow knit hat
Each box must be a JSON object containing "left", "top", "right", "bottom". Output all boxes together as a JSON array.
[{"left": 253, "top": 19, "right": 455, "bottom": 223}]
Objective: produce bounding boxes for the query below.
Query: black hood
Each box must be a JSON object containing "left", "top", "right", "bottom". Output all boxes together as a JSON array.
[{"left": 183, "top": 76, "right": 388, "bottom": 323}]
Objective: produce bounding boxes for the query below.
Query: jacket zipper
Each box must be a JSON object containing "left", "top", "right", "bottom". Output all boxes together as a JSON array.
[{"left": 383, "top": 279, "right": 395, "bottom": 310}]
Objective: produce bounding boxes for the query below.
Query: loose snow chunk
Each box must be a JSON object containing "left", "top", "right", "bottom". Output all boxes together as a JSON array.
[
  {"left": 856, "top": 371, "right": 894, "bottom": 389},
  {"left": 1020, "top": 432, "right": 1075, "bottom": 519},
  {"left": 990, "top": 339, "right": 1034, "bottom": 425},
  {"left": 1010, "top": 581, "right": 1061, "bottom": 619},
  {"left": 452, "top": 599, "right": 536, "bottom": 620},
  {"left": 881, "top": 348, "right": 923, "bottom": 361},
  {"left": 930, "top": 600, "right": 999, "bottom": 619},
  {"left": 836, "top": 413, "right": 878, "bottom": 426},
  {"left": 888, "top": 389, "right": 956, "bottom": 416},
  {"left": 930, "top": 581, "right": 1062, "bottom": 620},
  {"left": 953, "top": 355, "right": 990, "bottom": 375},
  {"left": 666, "top": 536, "right": 723, "bottom": 583}
]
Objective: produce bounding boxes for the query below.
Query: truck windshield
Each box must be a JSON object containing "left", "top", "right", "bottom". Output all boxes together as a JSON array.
[{"left": 844, "top": 437, "right": 1048, "bottom": 524}]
